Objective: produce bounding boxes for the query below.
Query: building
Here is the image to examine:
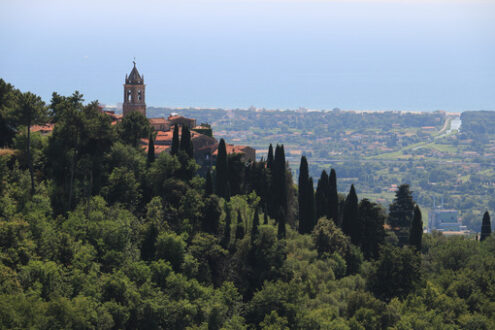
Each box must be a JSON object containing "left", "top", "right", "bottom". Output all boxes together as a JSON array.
[
  {"left": 118, "top": 61, "right": 255, "bottom": 166},
  {"left": 428, "top": 208, "right": 468, "bottom": 233},
  {"left": 123, "top": 61, "right": 146, "bottom": 117},
  {"left": 168, "top": 114, "right": 196, "bottom": 129}
]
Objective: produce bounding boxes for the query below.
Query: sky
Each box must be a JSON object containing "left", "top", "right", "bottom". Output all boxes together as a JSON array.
[{"left": 1, "top": 0, "right": 494, "bottom": 111}]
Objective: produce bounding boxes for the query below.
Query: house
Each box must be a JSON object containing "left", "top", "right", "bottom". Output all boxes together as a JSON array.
[{"left": 149, "top": 118, "right": 169, "bottom": 131}]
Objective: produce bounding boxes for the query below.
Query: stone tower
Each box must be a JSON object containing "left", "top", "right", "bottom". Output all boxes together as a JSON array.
[{"left": 123, "top": 61, "right": 146, "bottom": 117}]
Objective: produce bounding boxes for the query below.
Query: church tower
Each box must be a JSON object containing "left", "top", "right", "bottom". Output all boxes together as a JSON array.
[{"left": 123, "top": 61, "right": 146, "bottom": 117}]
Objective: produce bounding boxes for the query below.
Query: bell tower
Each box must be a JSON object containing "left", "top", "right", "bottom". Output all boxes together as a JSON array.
[{"left": 123, "top": 61, "right": 146, "bottom": 117}]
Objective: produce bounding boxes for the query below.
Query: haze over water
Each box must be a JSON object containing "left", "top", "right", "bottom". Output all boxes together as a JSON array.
[{"left": 1, "top": 0, "right": 494, "bottom": 112}]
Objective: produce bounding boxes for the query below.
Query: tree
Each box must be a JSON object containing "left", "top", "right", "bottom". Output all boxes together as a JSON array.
[
  {"left": 266, "top": 144, "right": 274, "bottom": 169},
  {"left": 409, "top": 205, "right": 423, "bottom": 251},
  {"left": 215, "top": 139, "right": 229, "bottom": 199},
  {"left": 480, "top": 211, "right": 491, "bottom": 241},
  {"left": 271, "top": 145, "right": 288, "bottom": 239},
  {"left": 312, "top": 218, "right": 350, "bottom": 258},
  {"left": 298, "top": 156, "right": 311, "bottom": 234},
  {"left": 180, "top": 125, "right": 193, "bottom": 158},
  {"left": 171, "top": 124, "right": 179, "bottom": 155},
  {"left": 307, "top": 177, "right": 316, "bottom": 233},
  {"left": 263, "top": 203, "right": 268, "bottom": 225},
  {"left": 328, "top": 169, "right": 339, "bottom": 224},
  {"left": 147, "top": 131, "right": 155, "bottom": 165},
  {"left": 205, "top": 168, "right": 213, "bottom": 196},
  {"left": 46, "top": 99, "right": 116, "bottom": 214},
  {"left": 102, "top": 167, "right": 142, "bottom": 211},
  {"left": 315, "top": 170, "right": 328, "bottom": 221},
  {"left": 236, "top": 210, "right": 245, "bottom": 240},
  {"left": 251, "top": 206, "right": 260, "bottom": 243},
  {"left": 359, "top": 199, "right": 386, "bottom": 259},
  {"left": 221, "top": 206, "right": 232, "bottom": 249},
  {"left": 0, "top": 79, "right": 20, "bottom": 147},
  {"left": 342, "top": 185, "right": 361, "bottom": 246},
  {"left": 118, "top": 111, "right": 150, "bottom": 147},
  {"left": 202, "top": 195, "right": 221, "bottom": 234},
  {"left": 388, "top": 184, "right": 415, "bottom": 245},
  {"left": 368, "top": 245, "right": 422, "bottom": 301},
  {"left": 17, "top": 92, "right": 48, "bottom": 194}
]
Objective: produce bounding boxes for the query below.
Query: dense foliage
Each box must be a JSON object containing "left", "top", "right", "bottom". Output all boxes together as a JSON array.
[{"left": 1, "top": 80, "right": 495, "bottom": 329}]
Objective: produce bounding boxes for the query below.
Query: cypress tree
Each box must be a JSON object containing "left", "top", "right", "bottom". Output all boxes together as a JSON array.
[
  {"left": 267, "top": 144, "right": 274, "bottom": 169},
  {"left": 236, "top": 210, "right": 245, "bottom": 240},
  {"left": 215, "top": 139, "right": 229, "bottom": 199},
  {"left": 147, "top": 131, "right": 155, "bottom": 165},
  {"left": 251, "top": 206, "right": 260, "bottom": 243},
  {"left": 342, "top": 184, "right": 360, "bottom": 244},
  {"left": 389, "top": 184, "right": 415, "bottom": 245},
  {"left": 298, "top": 156, "right": 310, "bottom": 234},
  {"left": 315, "top": 170, "right": 329, "bottom": 220},
  {"left": 409, "top": 205, "right": 423, "bottom": 251},
  {"left": 481, "top": 211, "right": 491, "bottom": 241},
  {"left": 307, "top": 177, "right": 316, "bottom": 233},
  {"left": 141, "top": 223, "right": 158, "bottom": 261},
  {"left": 203, "top": 195, "right": 221, "bottom": 235},
  {"left": 180, "top": 126, "right": 194, "bottom": 158},
  {"left": 171, "top": 124, "right": 179, "bottom": 155},
  {"left": 205, "top": 168, "right": 213, "bottom": 196},
  {"left": 221, "top": 206, "right": 232, "bottom": 249},
  {"left": 272, "top": 145, "right": 288, "bottom": 239},
  {"left": 360, "top": 199, "right": 386, "bottom": 259},
  {"left": 328, "top": 169, "right": 339, "bottom": 223}
]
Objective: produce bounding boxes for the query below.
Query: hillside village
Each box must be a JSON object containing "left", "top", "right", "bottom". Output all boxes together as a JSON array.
[{"left": 31, "top": 63, "right": 256, "bottom": 169}]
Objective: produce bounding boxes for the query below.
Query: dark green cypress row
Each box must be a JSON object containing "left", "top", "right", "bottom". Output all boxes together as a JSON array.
[
  {"left": 315, "top": 170, "right": 329, "bottom": 220},
  {"left": 481, "top": 211, "right": 491, "bottom": 241},
  {"left": 205, "top": 168, "right": 213, "bottom": 196},
  {"left": 171, "top": 124, "right": 179, "bottom": 155},
  {"left": 343, "top": 184, "right": 359, "bottom": 244},
  {"left": 298, "top": 156, "right": 310, "bottom": 234},
  {"left": 147, "top": 131, "right": 155, "bottom": 165},
  {"left": 409, "top": 205, "right": 423, "bottom": 251},
  {"left": 215, "top": 139, "right": 229, "bottom": 199},
  {"left": 328, "top": 169, "right": 339, "bottom": 224}
]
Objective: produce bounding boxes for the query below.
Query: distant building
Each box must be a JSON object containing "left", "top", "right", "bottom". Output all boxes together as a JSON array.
[
  {"left": 168, "top": 115, "right": 196, "bottom": 129},
  {"left": 428, "top": 208, "right": 468, "bottom": 233},
  {"left": 123, "top": 61, "right": 146, "bottom": 117}
]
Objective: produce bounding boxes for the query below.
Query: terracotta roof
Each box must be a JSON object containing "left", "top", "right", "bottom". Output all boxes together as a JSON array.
[
  {"left": 212, "top": 143, "right": 251, "bottom": 156},
  {"left": 149, "top": 118, "right": 168, "bottom": 124},
  {"left": 31, "top": 124, "right": 54, "bottom": 133},
  {"left": 103, "top": 111, "right": 123, "bottom": 120},
  {"left": 144, "top": 144, "right": 171, "bottom": 154}
]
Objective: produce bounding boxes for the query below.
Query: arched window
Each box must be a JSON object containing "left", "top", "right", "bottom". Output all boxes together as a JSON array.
[
  {"left": 127, "top": 90, "right": 131, "bottom": 102},
  {"left": 138, "top": 90, "right": 142, "bottom": 101}
]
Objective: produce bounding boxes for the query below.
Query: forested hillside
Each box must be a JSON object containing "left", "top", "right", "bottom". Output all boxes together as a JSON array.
[{"left": 1, "top": 79, "right": 495, "bottom": 329}]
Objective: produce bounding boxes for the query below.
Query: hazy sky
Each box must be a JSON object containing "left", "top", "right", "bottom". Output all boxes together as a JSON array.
[{"left": 1, "top": 0, "right": 494, "bottom": 111}]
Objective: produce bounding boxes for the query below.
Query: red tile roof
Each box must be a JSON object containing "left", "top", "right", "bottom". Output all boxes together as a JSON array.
[
  {"left": 149, "top": 118, "right": 168, "bottom": 124},
  {"left": 31, "top": 124, "right": 54, "bottom": 133},
  {"left": 212, "top": 144, "right": 251, "bottom": 156}
]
